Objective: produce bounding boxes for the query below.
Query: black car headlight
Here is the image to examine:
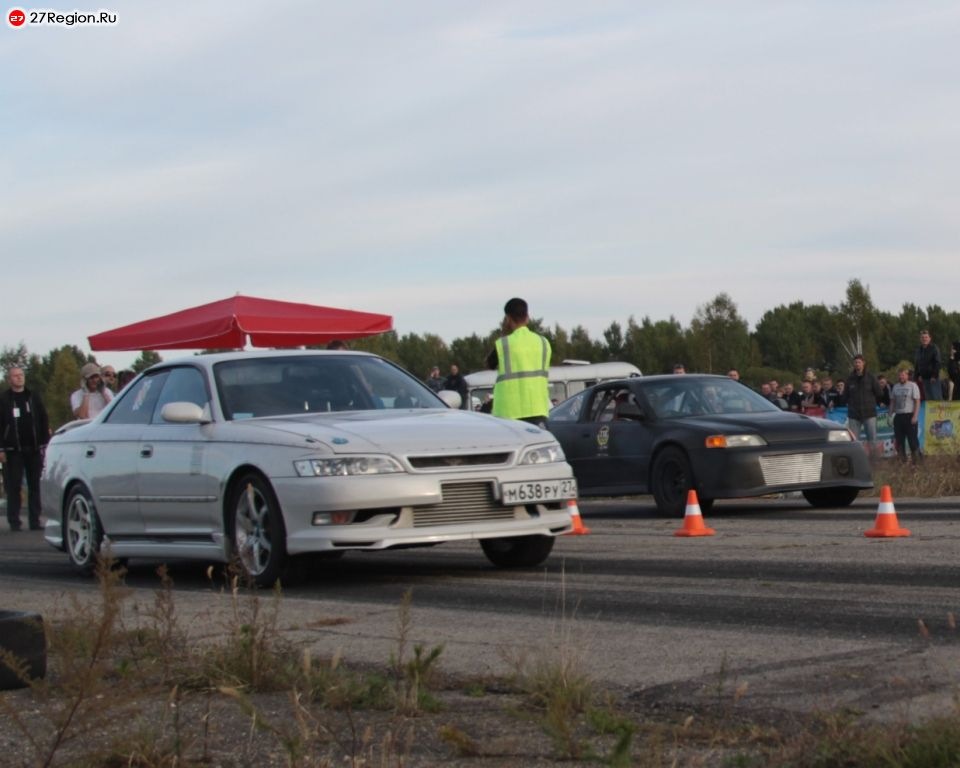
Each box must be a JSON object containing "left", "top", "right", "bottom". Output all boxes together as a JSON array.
[
  {"left": 705, "top": 434, "right": 767, "bottom": 448},
  {"left": 827, "top": 430, "right": 854, "bottom": 442}
]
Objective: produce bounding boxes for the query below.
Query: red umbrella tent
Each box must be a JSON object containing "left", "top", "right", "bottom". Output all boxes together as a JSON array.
[{"left": 88, "top": 295, "right": 393, "bottom": 351}]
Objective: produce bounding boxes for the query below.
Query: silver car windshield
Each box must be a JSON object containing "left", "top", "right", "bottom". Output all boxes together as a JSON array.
[{"left": 214, "top": 355, "right": 444, "bottom": 419}]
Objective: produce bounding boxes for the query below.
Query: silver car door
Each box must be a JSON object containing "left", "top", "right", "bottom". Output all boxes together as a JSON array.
[{"left": 137, "top": 366, "right": 220, "bottom": 537}]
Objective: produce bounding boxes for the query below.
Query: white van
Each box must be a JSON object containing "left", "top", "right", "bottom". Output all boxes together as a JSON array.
[{"left": 464, "top": 361, "right": 642, "bottom": 410}]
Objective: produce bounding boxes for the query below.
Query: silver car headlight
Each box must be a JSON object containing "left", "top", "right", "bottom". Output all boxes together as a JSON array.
[
  {"left": 705, "top": 434, "right": 767, "bottom": 448},
  {"left": 294, "top": 456, "right": 404, "bottom": 477},
  {"left": 827, "top": 429, "right": 854, "bottom": 442},
  {"left": 518, "top": 443, "right": 566, "bottom": 465}
]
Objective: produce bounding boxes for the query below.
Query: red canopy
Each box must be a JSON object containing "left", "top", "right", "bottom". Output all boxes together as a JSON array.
[{"left": 88, "top": 295, "right": 393, "bottom": 351}]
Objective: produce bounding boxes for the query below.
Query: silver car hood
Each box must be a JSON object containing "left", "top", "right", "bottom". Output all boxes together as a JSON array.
[{"left": 247, "top": 409, "right": 550, "bottom": 454}]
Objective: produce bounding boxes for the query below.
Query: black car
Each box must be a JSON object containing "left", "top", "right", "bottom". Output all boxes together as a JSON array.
[{"left": 547, "top": 374, "right": 872, "bottom": 515}]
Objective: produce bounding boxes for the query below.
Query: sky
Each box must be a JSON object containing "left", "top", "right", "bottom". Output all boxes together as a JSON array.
[{"left": 3, "top": 2, "right": 960, "bottom": 372}]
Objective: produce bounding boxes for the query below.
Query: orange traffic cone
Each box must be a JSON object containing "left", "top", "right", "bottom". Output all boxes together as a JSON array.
[
  {"left": 564, "top": 499, "right": 591, "bottom": 535},
  {"left": 864, "top": 485, "right": 910, "bottom": 538},
  {"left": 674, "top": 490, "right": 715, "bottom": 537}
]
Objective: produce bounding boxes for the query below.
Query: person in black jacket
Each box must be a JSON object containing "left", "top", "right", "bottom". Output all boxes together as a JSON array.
[
  {"left": 0, "top": 367, "right": 50, "bottom": 531},
  {"left": 947, "top": 341, "right": 960, "bottom": 402},
  {"left": 443, "top": 363, "right": 470, "bottom": 410},
  {"left": 914, "top": 329, "right": 942, "bottom": 400},
  {"left": 845, "top": 355, "right": 883, "bottom": 457}
]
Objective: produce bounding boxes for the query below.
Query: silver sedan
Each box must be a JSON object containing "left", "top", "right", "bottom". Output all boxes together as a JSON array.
[{"left": 41, "top": 351, "right": 578, "bottom": 585}]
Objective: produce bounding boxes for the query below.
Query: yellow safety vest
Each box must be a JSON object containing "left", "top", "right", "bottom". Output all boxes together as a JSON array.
[{"left": 492, "top": 326, "right": 552, "bottom": 419}]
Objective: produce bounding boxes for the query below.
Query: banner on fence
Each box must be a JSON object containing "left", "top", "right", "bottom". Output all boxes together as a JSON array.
[{"left": 921, "top": 400, "right": 960, "bottom": 456}]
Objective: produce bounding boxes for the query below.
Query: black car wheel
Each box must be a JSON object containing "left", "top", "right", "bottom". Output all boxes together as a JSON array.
[
  {"left": 651, "top": 446, "right": 696, "bottom": 516},
  {"left": 64, "top": 485, "right": 103, "bottom": 575},
  {"left": 481, "top": 535, "right": 555, "bottom": 568},
  {"left": 802, "top": 487, "right": 861, "bottom": 508},
  {"left": 0, "top": 611, "right": 46, "bottom": 690},
  {"left": 229, "top": 474, "right": 288, "bottom": 588}
]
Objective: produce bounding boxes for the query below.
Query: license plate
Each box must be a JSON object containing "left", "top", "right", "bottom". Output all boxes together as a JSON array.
[{"left": 501, "top": 478, "right": 578, "bottom": 504}]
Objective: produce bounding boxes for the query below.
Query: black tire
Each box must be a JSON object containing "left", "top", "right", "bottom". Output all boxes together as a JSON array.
[
  {"left": 64, "top": 485, "right": 103, "bottom": 575},
  {"left": 803, "top": 487, "right": 861, "bottom": 508},
  {"left": 0, "top": 611, "right": 46, "bottom": 690},
  {"left": 481, "top": 535, "right": 555, "bottom": 568},
  {"left": 228, "top": 474, "right": 288, "bottom": 588},
  {"left": 651, "top": 446, "right": 696, "bottom": 516}
]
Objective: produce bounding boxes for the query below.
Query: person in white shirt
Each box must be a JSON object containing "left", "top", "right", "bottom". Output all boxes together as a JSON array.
[
  {"left": 70, "top": 363, "right": 114, "bottom": 420},
  {"left": 890, "top": 367, "right": 922, "bottom": 463}
]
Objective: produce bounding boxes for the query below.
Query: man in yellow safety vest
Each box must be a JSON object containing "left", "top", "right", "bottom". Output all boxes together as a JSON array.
[{"left": 487, "top": 298, "right": 552, "bottom": 426}]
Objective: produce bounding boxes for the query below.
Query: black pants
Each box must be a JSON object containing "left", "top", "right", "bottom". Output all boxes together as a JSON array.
[
  {"left": 2, "top": 449, "right": 43, "bottom": 529},
  {"left": 892, "top": 413, "right": 921, "bottom": 462}
]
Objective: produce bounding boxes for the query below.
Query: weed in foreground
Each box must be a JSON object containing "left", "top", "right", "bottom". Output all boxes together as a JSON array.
[
  {"left": 389, "top": 589, "right": 445, "bottom": 715},
  {"left": 184, "top": 569, "right": 298, "bottom": 692}
]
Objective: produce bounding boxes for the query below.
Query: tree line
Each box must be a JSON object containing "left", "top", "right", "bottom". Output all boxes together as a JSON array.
[{"left": 4, "top": 280, "right": 959, "bottom": 431}]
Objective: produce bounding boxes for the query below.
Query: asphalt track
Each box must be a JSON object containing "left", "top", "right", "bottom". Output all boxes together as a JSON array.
[{"left": 2, "top": 495, "right": 959, "bottom": 722}]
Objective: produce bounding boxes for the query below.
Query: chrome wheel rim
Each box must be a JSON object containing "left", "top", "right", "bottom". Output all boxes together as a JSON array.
[
  {"left": 235, "top": 483, "right": 272, "bottom": 577},
  {"left": 67, "top": 494, "right": 93, "bottom": 565}
]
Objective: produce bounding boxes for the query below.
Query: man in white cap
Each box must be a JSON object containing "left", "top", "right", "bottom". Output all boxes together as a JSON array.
[{"left": 70, "top": 362, "right": 114, "bottom": 420}]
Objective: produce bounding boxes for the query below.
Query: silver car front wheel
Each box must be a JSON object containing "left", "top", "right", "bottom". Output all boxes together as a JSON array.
[
  {"left": 230, "top": 475, "right": 287, "bottom": 587},
  {"left": 65, "top": 486, "right": 102, "bottom": 575}
]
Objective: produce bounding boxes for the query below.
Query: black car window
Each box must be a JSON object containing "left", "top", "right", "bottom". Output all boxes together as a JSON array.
[
  {"left": 151, "top": 367, "right": 209, "bottom": 423},
  {"left": 587, "top": 388, "right": 619, "bottom": 422},
  {"left": 104, "top": 371, "right": 170, "bottom": 426},
  {"left": 549, "top": 391, "right": 586, "bottom": 422}
]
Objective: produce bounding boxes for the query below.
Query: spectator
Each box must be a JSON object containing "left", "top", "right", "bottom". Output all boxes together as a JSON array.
[
  {"left": 812, "top": 379, "right": 825, "bottom": 400},
  {"left": 326, "top": 340, "right": 349, "bottom": 350},
  {"left": 799, "top": 380, "right": 826, "bottom": 415},
  {"left": 890, "top": 367, "right": 922, "bottom": 463},
  {"left": 100, "top": 365, "right": 118, "bottom": 392},
  {"left": 488, "top": 297, "right": 552, "bottom": 427},
  {"left": 443, "top": 363, "right": 469, "bottom": 410},
  {"left": 760, "top": 382, "right": 778, "bottom": 403},
  {"left": 782, "top": 382, "right": 801, "bottom": 411},
  {"left": 914, "top": 329, "right": 942, "bottom": 400},
  {"left": 70, "top": 363, "right": 113, "bottom": 420},
  {"left": 727, "top": 368, "right": 740, "bottom": 381},
  {"left": 845, "top": 354, "right": 883, "bottom": 456},
  {"left": 117, "top": 369, "right": 136, "bottom": 390},
  {"left": 822, "top": 377, "right": 839, "bottom": 409},
  {"left": 834, "top": 379, "right": 848, "bottom": 407},
  {"left": 0, "top": 366, "right": 50, "bottom": 531},
  {"left": 947, "top": 341, "right": 960, "bottom": 402},
  {"left": 876, "top": 375, "right": 891, "bottom": 408},
  {"left": 425, "top": 366, "right": 444, "bottom": 393},
  {"left": 672, "top": 362, "right": 686, "bottom": 374}
]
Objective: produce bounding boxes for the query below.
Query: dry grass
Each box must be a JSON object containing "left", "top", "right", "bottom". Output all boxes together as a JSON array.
[{"left": 868, "top": 454, "right": 960, "bottom": 498}]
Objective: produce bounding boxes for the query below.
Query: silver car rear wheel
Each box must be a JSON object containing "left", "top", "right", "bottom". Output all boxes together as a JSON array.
[
  {"left": 230, "top": 474, "right": 287, "bottom": 587},
  {"left": 65, "top": 486, "right": 101, "bottom": 575}
]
